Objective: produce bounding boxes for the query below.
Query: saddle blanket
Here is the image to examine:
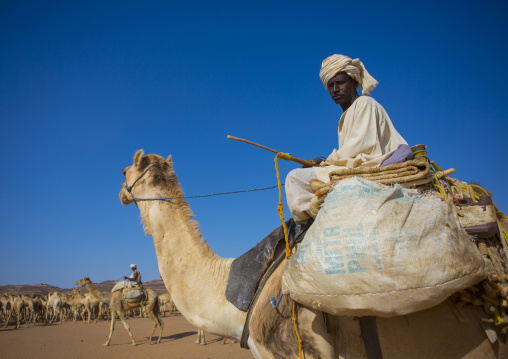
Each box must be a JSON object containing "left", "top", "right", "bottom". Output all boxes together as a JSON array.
[{"left": 225, "top": 219, "right": 310, "bottom": 311}]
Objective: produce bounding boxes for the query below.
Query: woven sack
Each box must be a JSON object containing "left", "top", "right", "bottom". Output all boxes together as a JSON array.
[
  {"left": 282, "top": 177, "right": 491, "bottom": 317},
  {"left": 123, "top": 288, "right": 145, "bottom": 303}
]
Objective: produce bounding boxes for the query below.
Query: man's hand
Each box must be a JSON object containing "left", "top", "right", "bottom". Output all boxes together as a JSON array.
[{"left": 302, "top": 157, "right": 326, "bottom": 168}]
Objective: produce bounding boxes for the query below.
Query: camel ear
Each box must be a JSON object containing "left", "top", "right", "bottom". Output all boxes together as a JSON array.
[
  {"left": 166, "top": 155, "right": 173, "bottom": 169},
  {"left": 133, "top": 149, "right": 144, "bottom": 169}
]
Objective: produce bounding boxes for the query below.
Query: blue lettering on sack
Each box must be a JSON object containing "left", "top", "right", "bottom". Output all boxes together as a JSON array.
[
  {"left": 323, "top": 226, "right": 341, "bottom": 238},
  {"left": 325, "top": 255, "right": 346, "bottom": 274},
  {"left": 348, "top": 260, "right": 364, "bottom": 273}
]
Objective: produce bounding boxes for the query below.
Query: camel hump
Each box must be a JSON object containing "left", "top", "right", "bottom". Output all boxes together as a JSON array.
[{"left": 111, "top": 281, "right": 126, "bottom": 293}]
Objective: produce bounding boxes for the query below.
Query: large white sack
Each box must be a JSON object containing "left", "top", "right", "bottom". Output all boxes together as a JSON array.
[{"left": 282, "top": 177, "right": 491, "bottom": 317}]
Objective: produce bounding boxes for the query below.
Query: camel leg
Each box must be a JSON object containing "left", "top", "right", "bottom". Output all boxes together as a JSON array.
[
  {"left": 156, "top": 314, "right": 164, "bottom": 344},
  {"left": 3, "top": 310, "right": 12, "bottom": 328},
  {"left": 55, "top": 308, "right": 62, "bottom": 324},
  {"left": 50, "top": 307, "right": 57, "bottom": 323},
  {"left": 145, "top": 310, "right": 164, "bottom": 344},
  {"left": 104, "top": 309, "right": 117, "bottom": 346},
  {"left": 95, "top": 305, "right": 101, "bottom": 324},
  {"left": 195, "top": 328, "right": 206, "bottom": 345},
  {"left": 16, "top": 310, "right": 22, "bottom": 328},
  {"left": 118, "top": 311, "right": 137, "bottom": 346},
  {"left": 146, "top": 311, "right": 157, "bottom": 343},
  {"left": 24, "top": 314, "right": 28, "bottom": 328}
]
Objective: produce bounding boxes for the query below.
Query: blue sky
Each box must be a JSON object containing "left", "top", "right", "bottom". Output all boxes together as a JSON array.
[{"left": 1, "top": 0, "right": 507, "bottom": 288}]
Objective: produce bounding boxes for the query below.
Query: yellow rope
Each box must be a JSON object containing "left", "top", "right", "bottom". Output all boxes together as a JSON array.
[
  {"left": 275, "top": 154, "right": 291, "bottom": 259},
  {"left": 274, "top": 154, "right": 302, "bottom": 359},
  {"left": 292, "top": 301, "right": 303, "bottom": 359}
]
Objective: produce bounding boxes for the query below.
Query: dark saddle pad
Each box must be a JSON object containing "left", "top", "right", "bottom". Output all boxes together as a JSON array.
[{"left": 225, "top": 219, "right": 309, "bottom": 311}]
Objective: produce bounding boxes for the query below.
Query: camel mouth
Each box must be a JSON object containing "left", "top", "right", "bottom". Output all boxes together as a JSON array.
[{"left": 119, "top": 185, "right": 134, "bottom": 205}]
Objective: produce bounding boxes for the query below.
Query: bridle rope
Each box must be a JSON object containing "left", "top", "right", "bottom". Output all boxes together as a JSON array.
[{"left": 124, "top": 163, "right": 282, "bottom": 202}]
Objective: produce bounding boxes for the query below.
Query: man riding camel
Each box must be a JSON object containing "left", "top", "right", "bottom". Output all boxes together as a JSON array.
[
  {"left": 124, "top": 264, "right": 142, "bottom": 287},
  {"left": 285, "top": 54, "right": 411, "bottom": 222}
]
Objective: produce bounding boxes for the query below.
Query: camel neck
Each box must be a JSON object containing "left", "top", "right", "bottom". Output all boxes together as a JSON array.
[{"left": 138, "top": 190, "right": 245, "bottom": 337}]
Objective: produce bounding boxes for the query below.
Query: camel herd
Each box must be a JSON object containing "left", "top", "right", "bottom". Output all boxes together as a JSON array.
[{"left": 1, "top": 282, "right": 176, "bottom": 333}]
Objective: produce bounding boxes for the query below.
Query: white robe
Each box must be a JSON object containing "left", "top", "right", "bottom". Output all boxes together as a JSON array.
[
  {"left": 286, "top": 96, "right": 407, "bottom": 222},
  {"left": 313, "top": 96, "right": 407, "bottom": 182}
]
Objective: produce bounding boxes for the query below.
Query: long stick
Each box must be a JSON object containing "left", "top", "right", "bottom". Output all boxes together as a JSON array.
[{"left": 227, "top": 135, "right": 314, "bottom": 167}]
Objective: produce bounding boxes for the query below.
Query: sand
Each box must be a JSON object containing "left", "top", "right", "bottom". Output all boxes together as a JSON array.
[{"left": 0, "top": 312, "right": 252, "bottom": 359}]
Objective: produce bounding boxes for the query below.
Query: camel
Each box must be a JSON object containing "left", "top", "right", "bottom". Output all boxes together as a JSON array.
[
  {"left": 31, "top": 295, "right": 44, "bottom": 323},
  {"left": 1, "top": 294, "right": 11, "bottom": 322},
  {"left": 21, "top": 295, "right": 38, "bottom": 325},
  {"left": 3, "top": 294, "right": 27, "bottom": 329},
  {"left": 158, "top": 292, "right": 174, "bottom": 317},
  {"left": 119, "top": 149, "right": 508, "bottom": 359},
  {"left": 70, "top": 288, "right": 101, "bottom": 324},
  {"left": 75, "top": 276, "right": 164, "bottom": 346},
  {"left": 46, "top": 292, "right": 62, "bottom": 324}
]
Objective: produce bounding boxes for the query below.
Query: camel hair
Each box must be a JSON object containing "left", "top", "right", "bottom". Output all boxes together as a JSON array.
[
  {"left": 75, "top": 276, "right": 163, "bottom": 346},
  {"left": 119, "top": 149, "right": 508, "bottom": 359}
]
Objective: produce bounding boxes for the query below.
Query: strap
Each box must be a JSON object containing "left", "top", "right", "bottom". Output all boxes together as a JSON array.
[
  {"left": 359, "top": 316, "right": 384, "bottom": 359},
  {"left": 240, "top": 221, "right": 310, "bottom": 349}
]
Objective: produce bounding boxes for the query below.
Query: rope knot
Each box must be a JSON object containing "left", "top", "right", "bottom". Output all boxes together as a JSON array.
[{"left": 277, "top": 152, "right": 292, "bottom": 161}]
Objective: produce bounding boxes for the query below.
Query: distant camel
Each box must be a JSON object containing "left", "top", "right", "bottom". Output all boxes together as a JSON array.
[
  {"left": 21, "top": 295, "right": 38, "bottom": 325},
  {"left": 46, "top": 292, "right": 62, "bottom": 324},
  {"left": 3, "top": 294, "right": 27, "bottom": 329},
  {"left": 71, "top": 288, "right": 101, "bottom": 324},
  {"left": 76, "top": 277, "right": 164, "bottom": 346},
  {"left": 158, "top": 292, "right": 174, "bottom": 317}
]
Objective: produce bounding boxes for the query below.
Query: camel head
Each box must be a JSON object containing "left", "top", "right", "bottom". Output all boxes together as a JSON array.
[
  {"left": 119, "top": 149, "right": 176, "bottom": 206},
  {"left": 75, "top": 276, "right": 93, "bottom": 287}
]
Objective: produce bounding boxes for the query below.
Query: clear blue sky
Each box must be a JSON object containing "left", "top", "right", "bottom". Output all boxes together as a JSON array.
[{"left": 1, "top": 0, "right": 507, "bottom": 288}]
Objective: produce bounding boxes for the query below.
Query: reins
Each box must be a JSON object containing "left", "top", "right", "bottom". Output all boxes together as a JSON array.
[{"left": 124, "top": 163, "right": 283, "bottom": 201}]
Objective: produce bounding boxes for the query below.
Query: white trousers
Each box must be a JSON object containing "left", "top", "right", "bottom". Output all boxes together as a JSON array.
[{"left": 285, "top": 168, "right": 318, "bottom": 223}]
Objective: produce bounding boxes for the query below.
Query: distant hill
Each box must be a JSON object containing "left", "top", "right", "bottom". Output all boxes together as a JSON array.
[{"left": 0, "top": 279, "right": 168, "bottom": 297}]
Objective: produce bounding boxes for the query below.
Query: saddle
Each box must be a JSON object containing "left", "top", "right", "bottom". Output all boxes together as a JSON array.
[{"left": 225, "top": 219, "right": 310, "bottom": 311}]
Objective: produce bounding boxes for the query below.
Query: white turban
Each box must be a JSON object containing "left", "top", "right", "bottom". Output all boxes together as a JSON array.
[
  {"left": 319, "top": 54, "right": 378, "bottom": 96},
  {"left": 130, "top": 264, "right": 137, "bottom": 269}
]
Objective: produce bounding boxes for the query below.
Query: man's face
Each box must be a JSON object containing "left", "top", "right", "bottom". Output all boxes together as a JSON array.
[{"left": 327, "top": 72, "right": 358, "bottom": 106}]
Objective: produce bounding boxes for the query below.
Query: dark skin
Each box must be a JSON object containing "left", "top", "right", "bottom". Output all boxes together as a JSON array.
[
  {"left": 326, "top": 71, "right": 360, "bottom": 112},
  {"left": 305, "top": 72, "right": 360, "bottom": 167}
]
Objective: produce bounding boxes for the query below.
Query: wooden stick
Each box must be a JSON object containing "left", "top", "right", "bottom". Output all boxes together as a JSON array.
[{"left": 227, "top": 135, "right": 314, "bottom": 167}]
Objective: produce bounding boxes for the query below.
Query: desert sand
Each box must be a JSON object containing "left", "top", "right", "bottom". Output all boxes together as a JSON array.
[{"left": 0, "top": 312, "right": 252, "bottom": 359}]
